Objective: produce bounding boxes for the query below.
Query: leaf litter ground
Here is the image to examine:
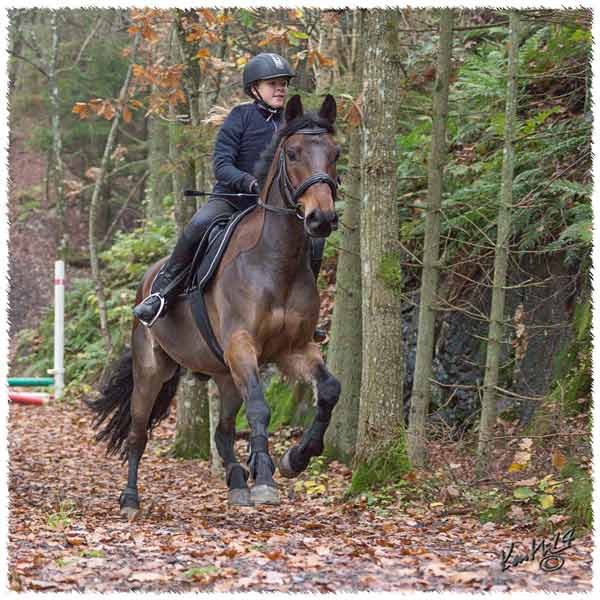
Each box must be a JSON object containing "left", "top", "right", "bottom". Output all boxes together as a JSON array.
[{"left": 7, "top": 401, "right": 592, "bottom": 592}]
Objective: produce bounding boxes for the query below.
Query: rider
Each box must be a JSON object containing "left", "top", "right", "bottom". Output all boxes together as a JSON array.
[{"left": 133, "top": 52, "right": 327, "bottom": 339}]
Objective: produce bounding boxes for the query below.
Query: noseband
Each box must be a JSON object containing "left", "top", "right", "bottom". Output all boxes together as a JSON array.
[{"left": 258, "top": 127, "right": 338, "bottom": 220}]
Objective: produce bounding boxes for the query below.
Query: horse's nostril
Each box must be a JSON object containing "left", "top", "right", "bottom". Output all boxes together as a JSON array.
[{"left": 306, "top": 210, "right": 321, "bottom": 228}]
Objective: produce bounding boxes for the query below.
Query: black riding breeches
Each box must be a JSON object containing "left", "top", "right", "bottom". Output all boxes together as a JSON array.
[{"left": 170, "top": 198, "right": 237, "bottom": 265}]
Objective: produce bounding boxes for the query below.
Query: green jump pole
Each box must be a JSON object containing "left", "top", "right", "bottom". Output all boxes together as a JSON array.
[{"left": 8, "top": 377, "right": 54, "bottom": 387}]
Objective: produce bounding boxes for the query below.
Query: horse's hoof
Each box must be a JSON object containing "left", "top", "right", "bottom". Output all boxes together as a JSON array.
[
  {"left": 229, "top": 487, "right": 253, "bottom": 507},
  {"left": 251, "top": 484, "right": 280, "bottom": 505},
  {"left": 120, "top": 506, "right": 140, "bottom": 521},
  {"left": 278, "top": 448, "right": 300, "bottom": 479}
]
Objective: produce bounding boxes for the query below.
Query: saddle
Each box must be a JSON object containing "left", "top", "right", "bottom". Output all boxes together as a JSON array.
[{"left": 181, "top": 204, "right": 257, "bottom": 366}]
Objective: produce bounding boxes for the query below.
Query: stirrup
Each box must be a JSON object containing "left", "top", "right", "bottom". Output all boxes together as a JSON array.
[{"left": 136, "top": 293, "right": 165, "bottom": 328}]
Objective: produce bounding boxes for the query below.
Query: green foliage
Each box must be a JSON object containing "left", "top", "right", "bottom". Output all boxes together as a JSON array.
[
  {"left": 101, "top": 216, "right": 176, "bottom": 289},
  {"left": 547, "top": 299, "right": 592, "bottom": 416},
  {"left": 238, "top": 8, "right": 254, "bottom": 28},
  {"left": 376, "top": 251, "right": 402, "bottom": 295},
  {"left": 293, "top": 456, "right": 331, "bottom": 497},
  {"left": 349, "top": 433, "right": 411, "bottom": 494},
  {"left": 23, "top": 30, "right": 131, "bottom": 161},
  {"left": 173, "top": 429, "right": 210, "bottom": 461},
  {"left": 81, "top": 549, "right": 105, "bottom": 558},
  {"left": 479, "top": 498, "right": 511, "bottom": 524},
  {"left": 11, "top": 218, "right": 176, "bottom": 393},
  {"left": 184, "top": 565, "right": 219, "bottom": 578},
  {"left": 235, "top": 373, "right": 296, "bottom": 431},
  {"left": 323, "top": 227, "right": 341, "bottom": 260},
  {"left": 397, "top": 21, "right": 592, "bottom": 279},
  {"left": 47, "top": 499, "right": 76, "bottom": 529},
  {"left": 13, "top": 188, "right": 42, "bottom": 222},
  {"left": 561, "top": 461, "right": 592, "bottom": 530}
]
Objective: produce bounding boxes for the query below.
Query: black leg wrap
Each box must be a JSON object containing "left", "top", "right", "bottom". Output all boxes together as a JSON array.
[
  {"left": 290, "top": 420, "right": 329, "bottom": 473},
  {"left": 226, "top": 463, "right": 249, "bottom": 490},
  {"left": 249, "top": 434, "right": 269, "bottom": 454},
  {"left": 317, "top": 375, "right": 341, "bottom": 409},
  {"left": 119, "top": 486, "right": 139, "bottom": 509},
  {"left": 288, "top": 445, "right": 311, "bottom": 474},
  {"left": 248, "top": 451, "right": 276, "bottom": 484}
]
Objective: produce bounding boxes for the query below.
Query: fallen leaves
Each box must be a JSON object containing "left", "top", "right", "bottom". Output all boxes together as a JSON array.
[
  {"left": 129, "top": 571, "right": 168, "bottom": 583},
  {"left": 7, "top": 402, "right": 593, "bottom": 593}
]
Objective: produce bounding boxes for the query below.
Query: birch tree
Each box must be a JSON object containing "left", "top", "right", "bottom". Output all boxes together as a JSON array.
[
  {"left": 48, "top": 11, "right": 66, "bottom": 257},
  {"left": 352, "top": 9, "right": 409, "bottom": 491},
  {"left": 478, "top": 11, "right": 520, "bottom": 469},
  {"left": 408, "top": 9, "right": 454, "bottom": 467},
  {"left": 89, "top": 29, "right": 141, "bottom": 357}
]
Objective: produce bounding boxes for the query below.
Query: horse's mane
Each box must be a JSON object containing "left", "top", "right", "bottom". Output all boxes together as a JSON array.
[{"left": 254, "top": 112, "right": 336, "bottom": 190}]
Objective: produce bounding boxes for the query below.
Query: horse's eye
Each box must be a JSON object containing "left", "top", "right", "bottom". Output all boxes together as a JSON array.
[
  {"left": 286, "top": 148, "right": 298, "bottom": 161},
  {"left": 334, "top": 146, "right": 341, "bottom": 161}
]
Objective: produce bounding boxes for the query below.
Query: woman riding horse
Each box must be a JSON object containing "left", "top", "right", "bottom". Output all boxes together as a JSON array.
[
  {"left": 133, "top": 52, "right": 326, "bottom": 341},
  {"left": 88, "top": 82, "right": 341, "bottom": 515}
]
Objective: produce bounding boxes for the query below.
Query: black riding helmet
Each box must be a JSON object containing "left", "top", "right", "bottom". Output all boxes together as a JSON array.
[{"left": 243, "top": 53, "right": 295, "bottom": 101}]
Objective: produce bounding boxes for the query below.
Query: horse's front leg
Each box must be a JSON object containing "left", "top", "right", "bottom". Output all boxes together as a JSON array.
[
  {"left": 276, "top": 343, "right": 341, "bottom": 478},
  {"left": 224, "top": 330, "right": 279, "bottom": 505}
]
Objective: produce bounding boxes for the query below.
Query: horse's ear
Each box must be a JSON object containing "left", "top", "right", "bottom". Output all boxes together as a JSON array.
[
  {"left": 285, "top": 94, "right": 303, "bottom": 124},
  {"left": 318, "top": 94, "right": 336, "bottom": 125}
]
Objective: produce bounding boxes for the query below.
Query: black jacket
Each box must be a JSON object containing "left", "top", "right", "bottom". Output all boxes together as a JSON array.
[{"left": 212, "top": 101, "right": 282, "bottom": 209}]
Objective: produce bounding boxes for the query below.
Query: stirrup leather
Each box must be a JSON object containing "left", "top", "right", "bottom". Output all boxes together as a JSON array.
[{"left": 137, "top": 292, "right": 165, "bottom": 328}]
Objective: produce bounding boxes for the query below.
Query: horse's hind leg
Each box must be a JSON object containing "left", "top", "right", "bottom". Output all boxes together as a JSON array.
[
  {"left": 212, "top": 373, "right": 252, "bottom": 506},
  {"left": 276, "top": 343, "right": 341, "bottom": 478},
  {"left": 120, "top": 327, "right": 179, "bottom": 518}
]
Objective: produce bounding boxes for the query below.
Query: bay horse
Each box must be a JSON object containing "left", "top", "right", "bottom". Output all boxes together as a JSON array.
[{"left": 87, "top": 94, "right": 342, "bottom": 516}]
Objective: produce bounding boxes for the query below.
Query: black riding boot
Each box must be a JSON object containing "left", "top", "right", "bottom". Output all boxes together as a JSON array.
[
  {"left": 310, "top": 238, "right": 327, "bottom": 343},
  {"left": 133, "top": 225, "right": 203, "bottom": 327}
]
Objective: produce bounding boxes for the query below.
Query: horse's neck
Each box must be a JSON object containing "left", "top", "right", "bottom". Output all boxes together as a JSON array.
[{"left": 255, "top": 186, "right": 309, "bottom": 279}]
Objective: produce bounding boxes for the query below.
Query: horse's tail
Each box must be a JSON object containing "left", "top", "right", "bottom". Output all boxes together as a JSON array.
[{"left": 85, "top": 348, "right": 181, "bottom": 462}]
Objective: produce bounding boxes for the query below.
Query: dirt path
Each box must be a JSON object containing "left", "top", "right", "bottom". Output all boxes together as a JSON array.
[
  {"left": 7, "top": 400, "right": 593, "bottom": 593},
  {"left": 7, "top": 121, "right": 90, "bottom": 364}
]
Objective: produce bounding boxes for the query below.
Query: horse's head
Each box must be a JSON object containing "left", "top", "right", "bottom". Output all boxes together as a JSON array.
[{"left": 280, "top": 94, "right": 340, "bottom": 238}]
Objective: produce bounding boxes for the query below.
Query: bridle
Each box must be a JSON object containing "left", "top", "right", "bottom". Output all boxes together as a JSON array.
[{"left": 258, "top": 127, "right": 338, "bottom": 221}]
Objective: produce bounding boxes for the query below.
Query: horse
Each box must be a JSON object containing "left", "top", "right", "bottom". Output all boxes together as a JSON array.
[{"left": 87, "top": 94, "right": 342, "bottom": 517}]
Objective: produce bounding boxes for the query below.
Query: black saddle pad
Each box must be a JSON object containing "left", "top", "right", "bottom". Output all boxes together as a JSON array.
[{"left": 184, "top": 204, "right": 256, "bottom": 294}]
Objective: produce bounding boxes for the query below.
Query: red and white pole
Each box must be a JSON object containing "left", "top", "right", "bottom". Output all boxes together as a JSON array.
[{"left": 9, "top": 391, "right": 51, "bottom": 405}]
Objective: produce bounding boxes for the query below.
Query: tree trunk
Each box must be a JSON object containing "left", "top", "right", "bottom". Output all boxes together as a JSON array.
[
  {"left": 174, "top": 374, "right": 210, "bottom": 459},
  {"left": 352, "top": 9, "right": 409, "bottom": 492},
  {"left": 209, "top": 380, "right": 224, "bottom": 478},
  {"left": 146, "top": 113, "right": 171, "bottom": 217},
  {"left": 89, "top": 30, "right": 141, "bottom": 358},
  {"left": 167, "top": 18, "right": 213, "bottom": 461},
  {"left": 324, "top": 9, "right": 363, "bottom": 465},
  {"left": 48, "top": 11, "right": 66, "bottom": 257},
  {"left": 477, "top": 11, "right": 520, "bottom": 470},
  {"left": 408, "top": 9, "right": 454, "bottom": 468},
  {"left": 8, "top": 10, "right": 25, "bottom": 93}
]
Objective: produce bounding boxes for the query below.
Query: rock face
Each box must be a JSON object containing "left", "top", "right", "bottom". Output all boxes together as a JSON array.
[{"left": 402, "top": 252, "right": 580, "bottom": 431}]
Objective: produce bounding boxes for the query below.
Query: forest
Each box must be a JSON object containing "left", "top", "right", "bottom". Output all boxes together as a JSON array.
[{"left": 6, "top": 7, "right": 593, "bottom": 593}]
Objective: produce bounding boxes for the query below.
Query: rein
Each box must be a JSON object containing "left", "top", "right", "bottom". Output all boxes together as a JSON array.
[{"left": 258, "top": 127, "right": 338, "bottom": 221}]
